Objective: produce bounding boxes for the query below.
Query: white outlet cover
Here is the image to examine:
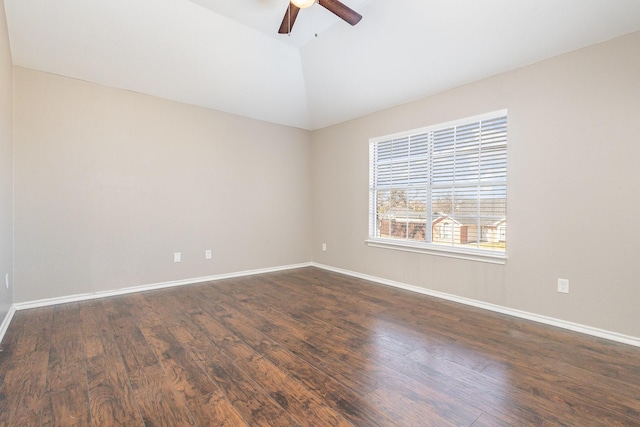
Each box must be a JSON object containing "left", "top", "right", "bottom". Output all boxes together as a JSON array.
[
  {"left": 558, "top": 278, "right": 569, "bottom": 293},
  {"left": 205, "top": 250, "right": 212, "bottom": 260},
  {"left": 4, "top": 273, "right": 8, "bottom": 289},
  {"left": 174, "top": 252, "right": 181, "bottom": 263}
]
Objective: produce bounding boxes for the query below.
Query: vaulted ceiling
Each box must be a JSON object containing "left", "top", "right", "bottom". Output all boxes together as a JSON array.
[{"left": 5, "top": 0, "right": 640, "bottom": 130}]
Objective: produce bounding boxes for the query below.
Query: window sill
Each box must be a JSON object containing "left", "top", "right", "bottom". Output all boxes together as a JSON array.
[{"left": 365, "top": 238, "right": 507, "bottom": 264}]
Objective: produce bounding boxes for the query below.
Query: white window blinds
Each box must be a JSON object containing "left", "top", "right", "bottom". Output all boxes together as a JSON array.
[{"left": 369, "top": 111, "right": 507, "bottom": 256}]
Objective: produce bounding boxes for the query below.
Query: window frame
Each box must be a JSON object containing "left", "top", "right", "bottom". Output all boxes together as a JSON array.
[{"left": 366, "top": 110, "right": 508, "bottom": 264}]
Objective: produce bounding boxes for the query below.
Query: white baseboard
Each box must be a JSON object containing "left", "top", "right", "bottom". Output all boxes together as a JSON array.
[
  {"left": 0, "top": 304, "right": 16, "bottom": 344},
  {"left": 13, "top": 262, "right": 312, "bottom": 311},
  {"left": 311, "top": 262, "right": 640, "bottom": 348},
  {"left": 6, "top": 261, "right": 639, "bottom": 349}
]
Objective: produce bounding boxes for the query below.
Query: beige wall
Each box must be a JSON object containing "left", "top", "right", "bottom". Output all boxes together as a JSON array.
[
  {"left": 13, "top": 67, "right": 312, "bottom": 302},
  {"left": 311, "top": 31, "right": 640, "bottom": 338},
  {"left": 0, "top": 0, "right": 13, "bottom": 323},
  {"left": 8, "top": 27, "right": 640, "bottom": 339}
]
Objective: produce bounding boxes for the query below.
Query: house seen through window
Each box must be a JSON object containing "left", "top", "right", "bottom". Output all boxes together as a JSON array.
[{"left": 368, "top": 111, "right": 507, "bottom": 258}]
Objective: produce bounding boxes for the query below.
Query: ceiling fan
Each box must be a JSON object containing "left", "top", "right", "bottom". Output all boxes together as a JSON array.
[{"left": 278, "top": 0, "right": 362, "bottom": 34}]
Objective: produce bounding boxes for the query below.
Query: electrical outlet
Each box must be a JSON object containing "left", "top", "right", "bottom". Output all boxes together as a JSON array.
[
  {"left": 174, "top": 252, "right": 181, "bottom": 263},
  {"left": 205, "top": 249, "right": 212, "bottom": 260},
  {"left": 4, "top": 273, "right": 8, "bottom": 290},
  {"left": 557, "top": 278, "right": 569, "bottom": 294},
  {"left": 322, "top": 243, "right": 327, "bottom": 252}
]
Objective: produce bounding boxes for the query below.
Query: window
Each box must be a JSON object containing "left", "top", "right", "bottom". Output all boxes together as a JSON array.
[{"left": 368, "top": 110, "right": 507, "bottom": 262}]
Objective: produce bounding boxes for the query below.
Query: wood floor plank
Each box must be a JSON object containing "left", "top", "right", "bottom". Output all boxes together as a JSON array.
[
  {"left": 223, "top": 276, "right": 422, "bottom": 359},
  {"left": 470, "top": 411, "right": 530, "bottom": 427},
  {"left": 140, "top": 322, "right": 251, "bottom": 426},
  {"left": 102, "top": 298, "right": 160, "bottom": 373},
  {"left": 103, "top": 297, "right": 199, "bottom": 426},
  {"left": 298, "top": 272, "right": 635, "bottom": 423},
  {"left": 201, "top": 281, "right": 487, "bottom": 425},
  {"left": 41, "top": 303, "right": 91, "bottom": 426},
  {"left": 127, "top": 364, "right": 197, "bottom": 426},
  {"left": 79, "top": 301, "right": 145, "bottom": 427},
  {"left": 2, "top": 267, "right": 640, "bottom": 426},
  {"left": 42, "top": 385, "right": 92, "bottom": 427},
  {"left": 190, "top": 390, "right": 250, "bottom": 427},
  {"left": 172, "top": 319, "right": 300, "bottom": 427},
  {"left": 142, "top": 292, "right": 303, "bottom": 427},
  {"left": 142, "top": 323, "right": 219, "bottom": 399},
  {"left": 0, "top": 349, "right": 50, "bottom": 426},
  {"left": 0, "top": 308, "right": 54, "bottom": 426},
  {"left": 2, "top": 307, "right": 54, "bottom": 358},
  {"left": 152, "top": 323, "right": 251, "bottom": 427},
  {"left": 85, "top": 353, "right": 145, "bottom": 427},
  {"left": 365, "top": 386, "right": 458, "bottom": 427},
  {"left": 175, "top": 305, "right": 355, "bottom": 427},
  {"left": 212, "top": 304, "right": 391, "bottom": 425},
  {"left": 197, "top": 284, "right": 384, "bottom": 394},
  {"left": 205, "top": 300, "right": 398, "bottom": 427},
  {"left": 291, "top": 270, "right": 640, "bottom": 424},
  {"left": 480, "top": 358, "right": 640, "bottom": 422},
  {"left": 178, "top": 313, "right": 299, "bottom": 425}
]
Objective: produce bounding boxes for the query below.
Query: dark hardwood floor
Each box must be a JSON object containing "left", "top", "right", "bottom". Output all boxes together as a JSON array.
[{"left": 1, "top": 267, "right": 640, "bottom": 426}]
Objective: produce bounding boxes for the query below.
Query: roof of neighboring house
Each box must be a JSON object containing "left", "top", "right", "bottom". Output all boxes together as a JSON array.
[{"left": 383, "top": 211, "right": 506, "bottom": 227}]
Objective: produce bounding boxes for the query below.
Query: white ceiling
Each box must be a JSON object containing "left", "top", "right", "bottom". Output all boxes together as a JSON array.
[{"left": 5, "top": 0, "right": 640, "bottom": 130}]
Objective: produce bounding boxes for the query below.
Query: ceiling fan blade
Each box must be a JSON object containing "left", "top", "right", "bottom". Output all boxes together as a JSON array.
[
  {"left": 278, "top": 3, "right": 301, "bottom": 34},
  {"left": 318, "top": 0, "right": 362, "bottom": 26}
]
